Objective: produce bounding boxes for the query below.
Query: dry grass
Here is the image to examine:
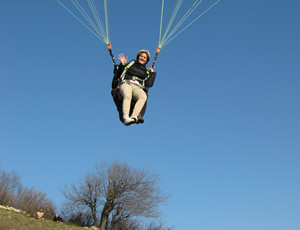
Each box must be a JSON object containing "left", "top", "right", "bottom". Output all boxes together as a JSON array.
[{"left": 0, "top": 208, "right": 84, "bottom": 230}]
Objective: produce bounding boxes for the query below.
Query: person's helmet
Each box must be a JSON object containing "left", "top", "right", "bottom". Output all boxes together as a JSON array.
[{"left": 136, "top": 49, "right": 151, "bottom": 63}]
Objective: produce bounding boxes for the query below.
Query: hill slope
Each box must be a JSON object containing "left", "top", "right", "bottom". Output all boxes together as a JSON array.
[{"left": 0, "top": 208, "right": 85, "bottom": 230}]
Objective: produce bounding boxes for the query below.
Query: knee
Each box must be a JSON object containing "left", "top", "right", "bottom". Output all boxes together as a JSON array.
[
  {"left": 139, "top": 93, "right": 147, "bottom": 102},
  {"left": 143, "top": 94, "right": 148, "bottom": 101}
]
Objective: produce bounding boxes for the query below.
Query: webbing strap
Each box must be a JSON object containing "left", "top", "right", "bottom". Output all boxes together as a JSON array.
[
  {"left": 120, "top": 61, "right": 151, "bottom": 90},
  {"left": 131, "top": 68, "right": 151, "bottom": 89},
  {"left": 120, "top": 61, "right": 135, "bottom": 83}
]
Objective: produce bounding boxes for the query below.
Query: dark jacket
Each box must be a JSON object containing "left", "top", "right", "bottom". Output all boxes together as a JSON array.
[
  {"left": 53, "top": 215, "right": 63, "bottom": 222},
  {"left": 112, "top": 60, "right": 156, "bottom": 91}
]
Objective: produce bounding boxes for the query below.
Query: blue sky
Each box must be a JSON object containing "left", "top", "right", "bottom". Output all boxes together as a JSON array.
[{"left": 1, "top": 0, "right": 300, "bottom": 229}]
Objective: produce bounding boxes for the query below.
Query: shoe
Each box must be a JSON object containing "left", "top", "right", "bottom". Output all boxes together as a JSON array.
[
  {"left": 137, "top": 114, "right": 144, "bottom": 124},
  {"left": 130, "top": 116, "right": 138, "bottom": 123},
  {"left": 123, "top": 116, "right": 135, "bottom": 126}
]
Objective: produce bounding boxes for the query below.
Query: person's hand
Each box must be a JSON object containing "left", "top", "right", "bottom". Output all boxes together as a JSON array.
[
  {"left": 148, "top": 68, "right": 154, "bottom": 72},
  {"left": 118, "top": 53, "right": 128, "bottom": 65}
]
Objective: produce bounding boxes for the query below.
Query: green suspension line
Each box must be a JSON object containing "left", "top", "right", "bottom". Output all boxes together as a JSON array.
[
  {"left": 158, "top": 0, "right": 220, "bottom": 49},
  {"left": 57, "top": 0, "right": 110, "bottom": 45},
  {"left": 152, "top": 0, "right": 220, "bottom": 68}
]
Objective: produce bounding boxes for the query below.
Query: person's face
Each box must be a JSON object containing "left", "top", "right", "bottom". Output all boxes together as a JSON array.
[{"left": 138, "top": 53, "right": 148, "bottom": 65}]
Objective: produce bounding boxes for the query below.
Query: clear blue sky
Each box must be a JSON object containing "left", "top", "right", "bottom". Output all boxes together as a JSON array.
[{"left": 1, "top": 0, "right": 300, "bottom": 229}]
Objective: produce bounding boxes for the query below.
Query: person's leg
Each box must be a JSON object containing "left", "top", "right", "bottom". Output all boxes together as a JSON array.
[
  {"left": 120, "top": 83, "right": 132, "bottom": 118},
  {"left": 131, "top": 87, "right": 147, "bottom": 118},
  {"left": 120, "top": 83, "right": 136, "bottom": 125},
  {"left": 137, "top": 101, "right": 147, "bottom": 123}
]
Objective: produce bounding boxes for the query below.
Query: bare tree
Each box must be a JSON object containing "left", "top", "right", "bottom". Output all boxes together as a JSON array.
[
  {"left": 107, "top": 218, "right": 143, "bottom": 230},
  {"left": 98, "top": 162, "right": 167, "bottom": 230},
  {"left": 17, "top": 187, "right": 56, "bottom": 218},
  {"left": 0, "top": 170, "right": 55, "bottom": 218},
  {"left": 61, "top": 172, "right": 101, "bottom": 226},
  {"left": 61, "top": 201, "right": 94, "bottom": 226},
  {"left": 105, "top": 218, "right": 174, "bottom": 230},
  {"left": 61, "top": 162, "right": 168, "bottom": 230},
  {"left": 146, "top": 221, "right": 175, "bottom": 230},
  {"left": 0, "top": 171, "right": 22, "bottom": 207}
]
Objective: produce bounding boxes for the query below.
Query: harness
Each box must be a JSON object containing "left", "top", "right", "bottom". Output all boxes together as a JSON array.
[{"left": 120, "top": 61, "right": 150, "bottom": 90}]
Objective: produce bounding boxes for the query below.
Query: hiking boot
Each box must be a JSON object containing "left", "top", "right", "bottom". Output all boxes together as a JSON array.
[
  {"left": 137, "top": 114, "right": 144, "bottom": 124},
  {"left": 123, "top": 116, "right": 135, "bottom": 126},
  {"left": 130, "top": 116, "right": 138, "bottom": 123}
]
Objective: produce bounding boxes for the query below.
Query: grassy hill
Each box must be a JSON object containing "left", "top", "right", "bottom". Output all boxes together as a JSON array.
[{"left": 0, "top": 208, "right": 85, "bottom": 230}]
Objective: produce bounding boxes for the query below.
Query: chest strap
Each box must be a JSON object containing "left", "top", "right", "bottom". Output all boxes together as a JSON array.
[{"left": 120, "top": 61, "right": 150, "bottom": 89}]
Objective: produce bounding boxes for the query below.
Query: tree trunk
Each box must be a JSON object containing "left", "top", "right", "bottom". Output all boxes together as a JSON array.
[
  {"left": 99, "top": 212, "right": 107, "bottom": 230},
  {"left": 99, "top": 202, "right": 113, "bottom": 230},
  {"left": 91, "top": 206, "right": 97, "bottom": 226}
]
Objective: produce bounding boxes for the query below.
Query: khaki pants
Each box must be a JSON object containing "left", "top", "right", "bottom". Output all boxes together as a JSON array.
[{"left": 120, "top": 82, "right": 147, "bottom": 118}]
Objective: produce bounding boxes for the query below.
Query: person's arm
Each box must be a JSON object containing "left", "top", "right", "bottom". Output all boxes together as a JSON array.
[
  {"left": 148, "top": 68, "right": 156, "bottom": 79},
  {"left": 118, "top": 53, "right": 128, "bottom": 65},
  {"left": 115, "top": 53, "right": 128, "bottom": 79},
  {"left": 146, "top": 68, "right": 156, "bottom": 88},
  {"left": 112, "top": 53, "right": 128, "bottom": 88}
]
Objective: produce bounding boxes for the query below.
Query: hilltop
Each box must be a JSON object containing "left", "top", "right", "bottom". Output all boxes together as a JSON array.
[{"left": 0, "top": 206, "right": 94, "bottom": 230}]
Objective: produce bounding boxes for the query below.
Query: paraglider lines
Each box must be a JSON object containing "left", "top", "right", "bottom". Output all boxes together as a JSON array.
[
  {"left": 57, "top": 0, "right": 110, "bottom": 45},
  {"left": 163, "top": 0, "right": 220, "bottom": 47},
  {"left": 159, "top": 0, "right": 184, "bottom": 49},
  {"left": 152, "top": 0, "right": 220, "bottom": 68},
  {"left": 57, "top": 0, "right": 220, "bottom": 68},
  {"left": 158, "top": 0, "right": 220, "bottom": 49}
]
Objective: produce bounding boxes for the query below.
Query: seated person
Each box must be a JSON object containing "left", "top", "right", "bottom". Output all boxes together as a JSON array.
[
  {"left": 111, "top": 50, "right": 156, "bottom": 126},
  {"left": 53, "top": 213, "right": 63, "bottom": 222}
]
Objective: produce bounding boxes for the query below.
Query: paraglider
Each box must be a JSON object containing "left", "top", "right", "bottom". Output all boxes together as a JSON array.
[
  {"left": 57, "top": 0, "right": 220, "bottom": 125},
  {"left": 111, "top": 50, "right": 156, "bottom": 125}
]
